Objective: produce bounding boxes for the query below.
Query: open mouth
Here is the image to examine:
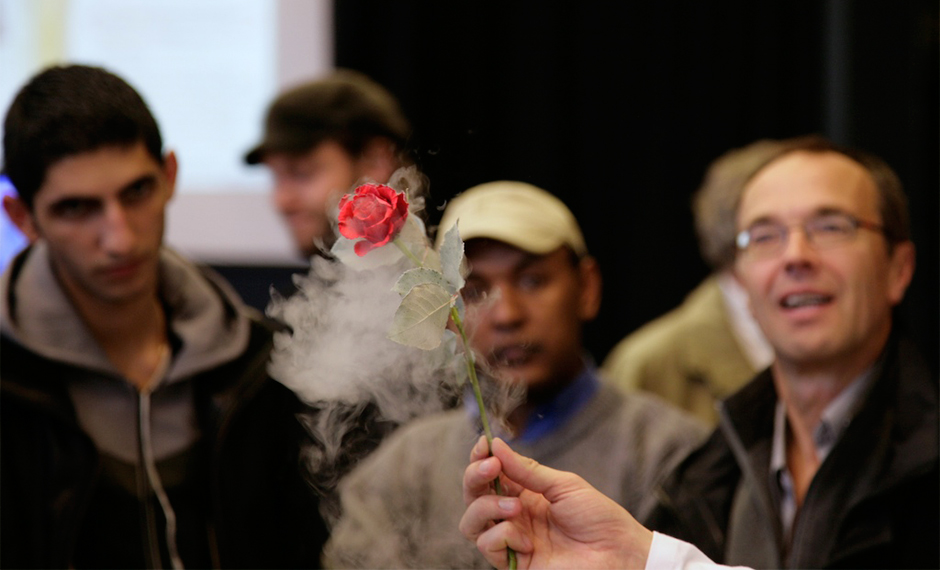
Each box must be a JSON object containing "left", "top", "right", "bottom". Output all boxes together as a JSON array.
[{"left": 780, "top": 293, "right": 833, "bottom": 309}]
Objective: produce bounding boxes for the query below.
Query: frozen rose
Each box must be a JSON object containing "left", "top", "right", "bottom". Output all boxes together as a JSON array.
[{"left": 337, "top": 184, "right": 410, "bottom": 256}]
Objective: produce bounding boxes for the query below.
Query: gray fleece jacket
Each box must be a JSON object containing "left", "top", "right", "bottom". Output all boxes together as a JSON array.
[{"left": 324, "top": 382, "right": 705, "bottom": 569}]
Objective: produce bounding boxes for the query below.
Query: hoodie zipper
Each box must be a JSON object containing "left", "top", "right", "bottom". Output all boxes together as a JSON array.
[{"left": 136, "top": 346, "right": 184, "bottom": 569}]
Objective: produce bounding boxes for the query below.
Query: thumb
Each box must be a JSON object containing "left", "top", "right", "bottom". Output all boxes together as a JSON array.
[{"left": 490, "top": 438, "right": 578, "bottom": 502}]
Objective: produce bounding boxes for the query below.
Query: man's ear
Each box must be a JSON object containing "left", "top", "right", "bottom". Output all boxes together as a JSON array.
[
  {"left": 577, "top": 255, "right": 603, "bottom": 322},
  {"left": 3, "top": 195, "right": 40, "bottom": 242},
  {"left": 886, "top": 240, "right": 915, "bottom": 306},
  {"left": 162, "top": 150, "right": 178, "bottom": 201},
  {"left": 356, "top": 137, "right": 399, "bottom": 183}
]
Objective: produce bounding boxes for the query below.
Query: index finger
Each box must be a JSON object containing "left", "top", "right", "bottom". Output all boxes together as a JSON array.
[
  {"left": 469, "top": 435, "right": 491, "bottom": 463},
  {"left": 463, "top": 452, "right": 504, "bottom": 506}
]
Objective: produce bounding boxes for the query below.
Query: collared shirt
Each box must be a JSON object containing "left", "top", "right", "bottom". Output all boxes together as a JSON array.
[
  {"left": 770, "top": 363, "right": 880, "bottom": 541},
  {"left": 464, "top": 359, "right": 601, "bottom": 445}
]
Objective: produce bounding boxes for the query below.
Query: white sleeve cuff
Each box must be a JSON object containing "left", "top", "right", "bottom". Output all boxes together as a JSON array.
[{"left": 645, "top": 531, "right": 752, "bottom": 570}]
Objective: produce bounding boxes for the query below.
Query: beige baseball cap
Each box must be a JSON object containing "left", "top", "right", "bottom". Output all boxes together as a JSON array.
[{"left": 435, "top": 181, "right": 588, "bottom": 257}]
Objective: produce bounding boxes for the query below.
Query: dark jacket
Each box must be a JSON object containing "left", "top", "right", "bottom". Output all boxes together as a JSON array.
[
  {"left": 646, "top": 334, "right": 939, "bottom": 569},
  {"left": 1, "top": 246, "right": 328, "bottom": 568}
]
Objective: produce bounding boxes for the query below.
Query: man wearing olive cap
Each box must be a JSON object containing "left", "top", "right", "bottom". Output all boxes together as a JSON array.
[
  {"left": 245, "top": 69, "right": 411, "bottom": 257},
  {"left": 322, "top": 181, "right": 705, "bottom": 569}
]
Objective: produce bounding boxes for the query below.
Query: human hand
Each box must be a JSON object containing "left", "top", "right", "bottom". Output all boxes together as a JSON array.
[{"left": 459, "top": 437, "right": 653, "bottom": 570}]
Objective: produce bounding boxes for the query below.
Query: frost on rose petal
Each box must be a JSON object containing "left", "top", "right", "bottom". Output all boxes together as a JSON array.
[
  {"left": 331, "top": 234, "right": 405, "bottom": 270},
  {"left": 331, "top": 211, "right": 439, "bottom": 272},
  {"left": 336, "top": 183, "right": 409, "bottom": 253}
]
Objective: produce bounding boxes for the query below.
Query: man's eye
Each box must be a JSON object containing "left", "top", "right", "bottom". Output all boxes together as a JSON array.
[
  {"left": 50, "top": 199, "right": 99, "bottom": 220},
  {"left": 122, "top": 179, "right": 157, "bottom": 204},
  {"left": 517, "top": 273, "right": 546, "bottom": 291},
  {"left": 286, "top": 165, "right": 317, "bottom": 181},
  {"left": 749, "top": 227, "right": 781, "bottom": 245},
  {"left": 462, "top": 284, "right": 485, "bottom": 303},
  {"left": 810, "top": 216, "right": 852, "bottom": 235}
]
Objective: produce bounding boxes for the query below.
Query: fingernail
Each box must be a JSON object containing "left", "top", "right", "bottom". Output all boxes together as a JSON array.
[{"left": 498, "top": 498, "right": 514, "bottom": 511}]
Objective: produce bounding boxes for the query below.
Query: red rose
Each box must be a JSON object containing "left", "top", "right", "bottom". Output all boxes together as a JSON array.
[{"left": 337, "top": 184, "right": 410, "bottom": 256}]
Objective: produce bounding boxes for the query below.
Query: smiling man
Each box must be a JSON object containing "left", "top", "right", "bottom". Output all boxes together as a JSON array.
[
  {"left": 322, "top": 181, "right": 705, "bottom": 569},
  {"left": 643, "top": 135, "right": 937, "bottom": 569},
  {"left": 0, "top": 65, "right": 328, "bottom": 568}
]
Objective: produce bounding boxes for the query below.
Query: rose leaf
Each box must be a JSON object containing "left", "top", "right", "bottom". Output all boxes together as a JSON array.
[
  {"left": 387, "top": 282, "right": 453, "bottom": 350},
  {"left": 392, "top": 267, "right": 449, "bottom": 297},
  {"left": 440, "top": 223, "right": 466, "bottom": 293}
]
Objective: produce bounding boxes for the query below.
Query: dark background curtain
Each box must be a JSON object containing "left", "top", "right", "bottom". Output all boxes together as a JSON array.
[
  {"left": 222, "top": 0, "right": 937, "bottom": 373},
  {"left": 328, "top": 0, "right": 939, "bottom": 370}
]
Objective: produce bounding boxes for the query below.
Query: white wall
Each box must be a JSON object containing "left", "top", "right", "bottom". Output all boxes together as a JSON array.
[{"left": 0, "top": 0, "right": 333, "bottom": 266}]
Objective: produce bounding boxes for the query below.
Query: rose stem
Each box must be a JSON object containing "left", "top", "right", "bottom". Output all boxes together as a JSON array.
[
  {"left": 395, "top": 235, "right": 516, "bottom": 569},
  {"left": 394, "top": 239, "right": 424, "bottom": 267},
  {"left": 451, "top": 306, "right": 518, "bottom": 570}
]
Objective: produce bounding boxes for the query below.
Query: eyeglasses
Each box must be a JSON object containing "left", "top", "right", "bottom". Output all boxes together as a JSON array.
[{"left": 735, "top": 211, "right": 885, "bottom": 258}]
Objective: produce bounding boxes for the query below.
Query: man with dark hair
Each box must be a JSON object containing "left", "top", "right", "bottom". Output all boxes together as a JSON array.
[
  {"left": 245, "top": 69, "right": 412, "bottom": 257},
  {"left": 1, "top": 64, "right": 328, "bottom": 568},
  {"left": 459, "top": 136, "right": 937, "bottom": 570}
]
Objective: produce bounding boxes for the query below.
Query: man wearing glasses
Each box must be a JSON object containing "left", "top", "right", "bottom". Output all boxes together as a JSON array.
[
  {"left": 646, "top": 135, "right": 935, "bottom": 568},
  {"left": 459, "top": 136, "right": 937, "bottom": 570}
]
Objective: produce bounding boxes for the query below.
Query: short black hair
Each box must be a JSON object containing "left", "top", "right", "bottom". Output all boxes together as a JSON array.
[{"left": 2, "top": 64, "right": 163, "bottom": 208}]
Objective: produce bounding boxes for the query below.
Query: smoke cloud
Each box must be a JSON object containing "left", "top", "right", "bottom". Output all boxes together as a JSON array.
[{"left": 265, "top": 169, "right": 522, "bottom": 526}]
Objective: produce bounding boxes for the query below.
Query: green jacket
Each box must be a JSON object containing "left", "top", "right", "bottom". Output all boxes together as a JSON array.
[{"left": 603, "top": 275, "right": 759, "bottom": 425}]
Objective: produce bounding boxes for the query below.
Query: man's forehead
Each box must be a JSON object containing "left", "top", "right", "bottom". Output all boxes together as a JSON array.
[
  {"left": 738, "top": 150, "right": 879, "bottom": 221},
  {"left": 37, "top": 143, "right": 161, "bottom": 202}
]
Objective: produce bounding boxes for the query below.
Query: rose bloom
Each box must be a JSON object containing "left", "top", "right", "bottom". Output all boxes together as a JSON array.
[{"left": 337, "top": 183, "right": 410, "bottom": 256}]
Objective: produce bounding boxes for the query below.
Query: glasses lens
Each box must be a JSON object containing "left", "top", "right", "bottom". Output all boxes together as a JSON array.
[
  {"left": 746, "top": 224, "right": 784, "bottom": 254},
  {"left": 806, "top": 213, "right": 855, "bottom": 246}
]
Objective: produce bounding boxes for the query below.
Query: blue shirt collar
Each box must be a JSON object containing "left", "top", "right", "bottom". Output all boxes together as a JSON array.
[{"left": 465, "top": 359, "right": 601, "bottom": 444}]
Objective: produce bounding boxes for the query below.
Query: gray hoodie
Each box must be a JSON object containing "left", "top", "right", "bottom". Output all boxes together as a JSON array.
[{"left": 0, "top": 243, "right": 255, "bottom": 568}]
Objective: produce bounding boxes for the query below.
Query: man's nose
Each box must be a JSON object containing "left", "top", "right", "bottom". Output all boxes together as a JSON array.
[
  {"left": 272, "top": 181, "right": 299, "bottom": 213},
  {"left": 489, "top": 286, "right": 525, "bottom": 329},
  {"left": 781, "top": 226, "right": 819, "bottom": 273},
  {"left": 100, "top": 203, "right": 135, "bottom": 255}
]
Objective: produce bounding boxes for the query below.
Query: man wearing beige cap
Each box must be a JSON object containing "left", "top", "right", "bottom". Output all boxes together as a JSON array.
[
  {"left": 245, "top": 69, "right": 411, "bottom": 257},
  {"left": 322, "top": 181, "right": 705, "bottom": 569}
]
